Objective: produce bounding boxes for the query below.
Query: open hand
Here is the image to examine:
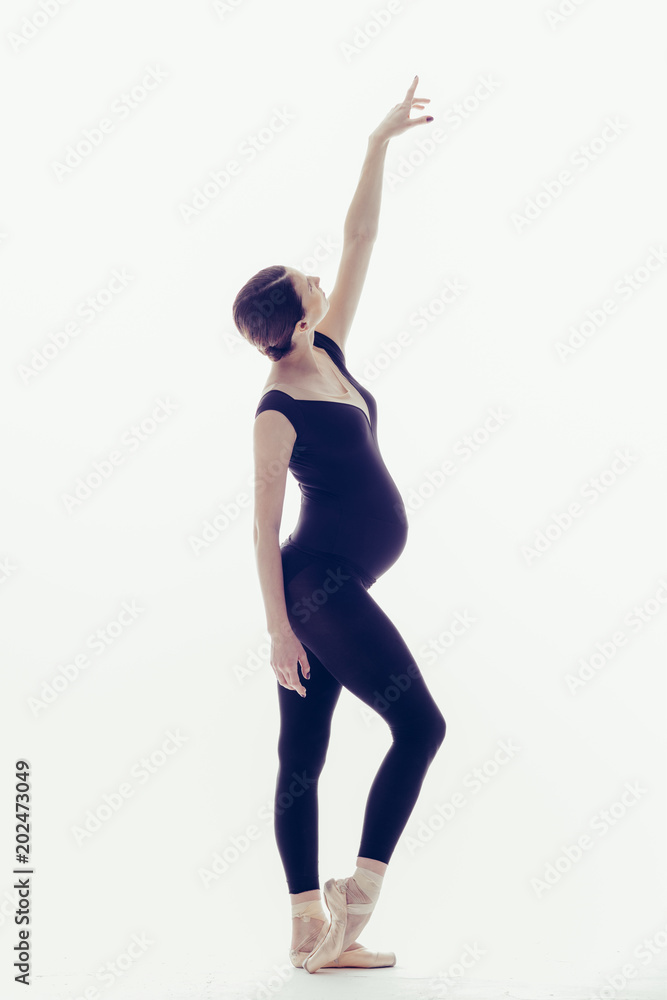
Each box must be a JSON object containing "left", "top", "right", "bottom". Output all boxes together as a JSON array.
[{"left": 371, "top": 74, "right": 432, "bottom": 143}]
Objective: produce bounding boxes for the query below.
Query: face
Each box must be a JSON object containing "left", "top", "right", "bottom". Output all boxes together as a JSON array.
[{"left": 289, "top": 267, "right": 329, "bottom": 333}]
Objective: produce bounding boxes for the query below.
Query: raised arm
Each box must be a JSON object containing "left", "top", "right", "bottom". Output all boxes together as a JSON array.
[{"left": 315, "top": 75, "right": 433, "bottom": 354}]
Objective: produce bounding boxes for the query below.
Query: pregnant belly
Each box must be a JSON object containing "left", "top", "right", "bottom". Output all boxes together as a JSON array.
[{"left": 289, "top": 496, "right": 408, "bottom": 587}]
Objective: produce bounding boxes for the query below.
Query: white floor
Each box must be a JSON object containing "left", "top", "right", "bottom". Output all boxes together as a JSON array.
[{"left": 25, "top": 966, "right": 667, "bottom": 1000}]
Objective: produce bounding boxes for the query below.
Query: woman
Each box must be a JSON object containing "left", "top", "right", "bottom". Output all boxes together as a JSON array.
[{"left": 233, "top": 76, "right": 446, "bottom": 974}]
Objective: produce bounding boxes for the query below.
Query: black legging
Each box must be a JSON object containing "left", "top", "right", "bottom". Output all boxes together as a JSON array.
[{"left": 275, "top": 540, "right": 447, "bottom": 894}]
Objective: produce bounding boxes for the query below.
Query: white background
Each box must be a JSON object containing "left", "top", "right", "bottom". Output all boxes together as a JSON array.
[{"left": 1, "top": 0, "right": 666, "bottom": 997}]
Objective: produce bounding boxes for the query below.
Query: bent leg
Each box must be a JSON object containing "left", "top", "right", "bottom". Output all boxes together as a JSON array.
[{"left": 283, "top": 552, "right": 447, "bottom": 866}]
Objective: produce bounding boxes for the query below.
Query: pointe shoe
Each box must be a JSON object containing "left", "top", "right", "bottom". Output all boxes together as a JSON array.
[
  {"left": 289, "top": 916, "right": 329, "bottom": 969},
  {"left": 289, "top": 895, "right": 395, "bottom": 969},
  {"left": 322, "top": 944, "right": 396, "bottom": 969},
  {"left": 303, "top": 877, "right": 349, "bottom": 973},
  {"left": 291, "top": 942, "right": 396, "bottom": 969}
]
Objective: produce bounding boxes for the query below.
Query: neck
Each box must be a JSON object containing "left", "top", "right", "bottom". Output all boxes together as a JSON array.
[{"left": 271, "top": 329, "right": 324, "bottom": 380}]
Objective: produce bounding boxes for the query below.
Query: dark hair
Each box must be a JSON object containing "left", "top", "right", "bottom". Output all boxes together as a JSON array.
[{"left": 232, "top": 265, "right": 304, "bottom": 362}]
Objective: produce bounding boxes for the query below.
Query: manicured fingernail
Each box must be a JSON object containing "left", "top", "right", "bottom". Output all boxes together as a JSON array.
[{"left": 426, "top": 116, "right": 433, "bottom": 122}]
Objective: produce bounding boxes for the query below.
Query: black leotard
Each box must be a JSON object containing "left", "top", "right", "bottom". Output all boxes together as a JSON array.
[
  {"left": 253, "top": 330, "right": 446, "bottom": 894},
  {"left": 254, "top": 331, "right": 408, "bottom": 588}
]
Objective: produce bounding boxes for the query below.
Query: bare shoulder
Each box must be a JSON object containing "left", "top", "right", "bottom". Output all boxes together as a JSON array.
[{"left": 259, "top": 379, "right": 298, "bottom": 396}]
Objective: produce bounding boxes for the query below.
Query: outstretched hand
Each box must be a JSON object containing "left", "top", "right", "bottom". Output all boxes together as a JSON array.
[{"left": 371, "top": 74, "right": 432, "bottom": 143}]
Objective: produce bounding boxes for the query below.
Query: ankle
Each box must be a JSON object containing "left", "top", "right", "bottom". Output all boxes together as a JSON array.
[
  {"left": 289, "top": 888, "right": 320, "bottom": 904},
  {"left": 350, "top": 865, "right": 384, "bottom": 901},
  {"left": 290, "top": 898, "right": 327, "bottom": 953},
  {"left": 356, "top": 856, "right": 388, "bottom": 877}
]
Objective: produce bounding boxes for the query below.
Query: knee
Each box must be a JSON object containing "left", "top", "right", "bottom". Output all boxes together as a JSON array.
[
  {"left": 391, "top": 708, "right": 446, "bottom": 757},
  {"left": 427, "top": 710, "right": 447, "bottom": 754},
  {"left": 437, "top": 712, "right": 447, "bottom": 746},
  {"left": 278, "top": 740, "right": 329, "bottom": 780}
]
